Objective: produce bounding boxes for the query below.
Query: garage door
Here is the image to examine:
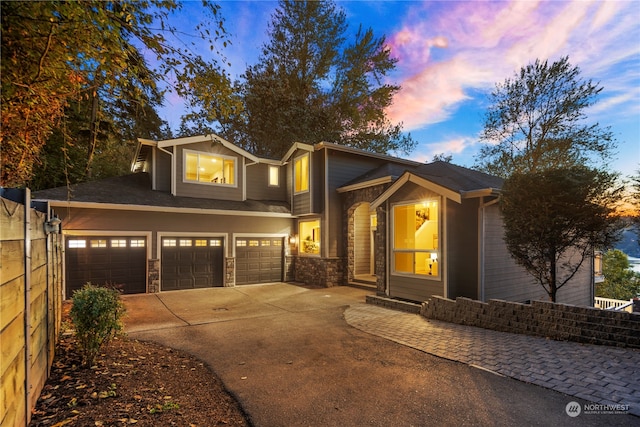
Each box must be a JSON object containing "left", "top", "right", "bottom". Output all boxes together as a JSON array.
[
  {"left": 161, "top": 237, "right": 224, "bottom": 291},
  {"left": 65, "top": 236, "right": 147, "bottom": 297},
  {"left": 235, "top": 237, "right": 283, "bottom": 285}
]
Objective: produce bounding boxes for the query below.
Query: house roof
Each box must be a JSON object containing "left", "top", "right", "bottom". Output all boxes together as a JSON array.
[
  {"left": 411, "top": 161, "right": 504, "bottom": 194},
  {"left": 337, "top": 163, "right": 420, "bottom": 193},
  {"left": 366, "top": 161, "right": 503, "bottom": 208},
  {"left": 32, "top": 173, "right": 291, "bottom": 215}
]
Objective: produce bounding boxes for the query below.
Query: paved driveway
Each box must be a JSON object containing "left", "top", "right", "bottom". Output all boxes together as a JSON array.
[{"left": 123, "top": 283, "right": 638, "bottom": 426}]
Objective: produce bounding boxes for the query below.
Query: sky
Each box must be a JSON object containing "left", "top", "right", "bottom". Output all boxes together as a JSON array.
[{"left": 160, "top": 0, "right": 640, "bottom": 179}]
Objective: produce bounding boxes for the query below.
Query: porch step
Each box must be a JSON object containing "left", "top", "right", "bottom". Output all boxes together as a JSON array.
[
  {"left": 366, "top": 295, "right": 422, "bottom": 314},
  {"left": 347, "top": 277, "right": 377, "bottom": 290}
]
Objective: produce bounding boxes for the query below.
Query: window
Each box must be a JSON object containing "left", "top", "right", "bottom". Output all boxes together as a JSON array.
[
  {"left": 179, "top": 239, "right": 192, "bottom": 247},
  {"left": 184, "top": 151, "right": 235, "bottom": 185},
  {"left": 269, "top": 165, "right": 279, "bottom": 187},
  {"left": 130, "top": 239, "right": 145, "bottom": 247},
  {"left": 237, "top": 240, "right": 247, "bottom": 247},
  {"left": 111, "top": 239, "right": 127, "bottom": 248},
  {"left": 68, "top": 239, "right": 86, "bottom": 249},
  {"left": 210, "top": 239, "right": 222, "bottom": 247},
  {"left": 195, "top": 239, "right": 207, "bottom": 247},
  {"left": 299, "top": 219, "right": 320, "bottom": 255},
  {"left": 163, "top": 239, "right": 177, "bottom": 247},
  {"left": 90, "top": 239, "right": 107, "bottom": 248},
  {"left": 392, "top": 200, "right": 439, "bottom": 277},
  {"left": 294, "top": 154, "right": 309, "bottom": 193}
]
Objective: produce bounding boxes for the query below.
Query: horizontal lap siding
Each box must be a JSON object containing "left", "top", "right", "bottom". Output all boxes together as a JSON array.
[
  {"left": 390, "top": 275, "right": 443, "bottom": 302},
  {"left": 482, "top": 204, "right": 593, "bottom": 306},
  {"left": 246, "top": 163, "right": 287, "bottom": 201},
  {"left": 174, "top": 143, "right": 244, "bottom": 201},
  {"left": 58, "top": 208, "right": 293, "bottom": 258}
]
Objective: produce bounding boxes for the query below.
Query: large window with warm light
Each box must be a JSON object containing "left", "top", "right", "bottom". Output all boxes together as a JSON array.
[
  {"left": 184, "top": 150, "right": 235, "bottom": 185},
  {"left": 392, "top": 200, "right": 439, "bottom": 277},
  {"left": 294, "top": 154, "right": 309, "bottom": 193},
  {"left": 299, "top": 219, "right": 320, "bottom": 255}
]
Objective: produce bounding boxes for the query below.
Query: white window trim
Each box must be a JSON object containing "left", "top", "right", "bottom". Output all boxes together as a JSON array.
[
  {"left": 390, "top": 199, "right": 442, "bottom": 281},
  {"left": 183, "top": 149, "right": 238, "bottom": 188},
  {"left": 268, "top": 165, "right": 280, "bottom": 187},
  {"left": 293, "top": 153, "right": 310, "bottom": 194}
]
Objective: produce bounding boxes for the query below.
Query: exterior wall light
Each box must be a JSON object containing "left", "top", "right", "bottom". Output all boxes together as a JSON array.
[{"left": 44, "top": 216, "right": 62, "bottom": 234}]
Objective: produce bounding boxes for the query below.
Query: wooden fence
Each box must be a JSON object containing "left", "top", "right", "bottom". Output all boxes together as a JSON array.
[{"left": 1, "top": 189, "right": 63, "bottom": 427}]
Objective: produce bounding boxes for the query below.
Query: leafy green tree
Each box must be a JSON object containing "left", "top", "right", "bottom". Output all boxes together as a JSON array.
[
  {"left": 500, "top": 166, "right": 623, "bottom": 302},
  {"left": 475, "top": 57, "right": 616, "bottom": 178},
  {"left": 1, "top": 1, "right": 234, "bottom": 187},
  {"left": 596, "top": 249, "right": 640, "bottom": 300},
  {"left": 191, "top": 0, "right": 415, "bottom": 158},
  {"left": 629, "top": 170, "right": 640, "bottom": 246}
]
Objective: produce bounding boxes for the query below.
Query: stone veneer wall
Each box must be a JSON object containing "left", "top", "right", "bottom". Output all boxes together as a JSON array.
[
  {"left": 341, "top": 183, "right": 388, "bottom": 290},
  {"left": 148, "top": 259, "right": 160, "bottom": 293},
  {"left": 225, "top": 258, "right": 235, "bottom": 287},
  {"left": 421, "top": 296, "right": 640, "bottom": 348},
  {"left": 293, "top": 256, "right": 344, "bottom": 287}
]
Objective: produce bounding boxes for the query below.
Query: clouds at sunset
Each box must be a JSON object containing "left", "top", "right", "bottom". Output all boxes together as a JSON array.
[{"left": 384, "top": 0, "right": 639, "bottom": 134}]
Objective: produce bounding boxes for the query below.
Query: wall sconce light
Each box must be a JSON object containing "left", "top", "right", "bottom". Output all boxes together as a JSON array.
[
  {"left": 44, "top": 215, "right": 62, "bottom": 234},
  {"left": 289, "top": 235, "right": 297, "bottom": 246}
]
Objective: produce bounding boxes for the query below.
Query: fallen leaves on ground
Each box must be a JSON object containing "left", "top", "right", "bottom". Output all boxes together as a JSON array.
[{"left": 29, "top": 333, "right": 250, "bottom": 427}]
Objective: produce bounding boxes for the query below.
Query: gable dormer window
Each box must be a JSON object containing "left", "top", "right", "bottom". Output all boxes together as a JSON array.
[{"left": 184, "top": 150, "right": 236, "bottom": 185}]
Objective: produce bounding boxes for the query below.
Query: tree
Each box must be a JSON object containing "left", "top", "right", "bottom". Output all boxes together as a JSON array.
[
  {"left": 475, "top": 57, "right": 616, "bottom": 178},
  {"left": 500, "top": 166, "right": 623, "bottom": 302},
  {"left": 190, "top": 0, "right": 415, "bottom": 158},
  {"left": 629, "top": 170, "right": 640, "bottom": 246},
  {"left": 596, "top": 249, "right": 640, "bottom": 300},
  {"left": 1, "top": 1, "right": 234, "bottom": 187}
]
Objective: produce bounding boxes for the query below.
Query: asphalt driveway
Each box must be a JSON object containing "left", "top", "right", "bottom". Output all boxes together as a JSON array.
[{"left": 123, "top": 283, "right": 637, "bottom": 426}]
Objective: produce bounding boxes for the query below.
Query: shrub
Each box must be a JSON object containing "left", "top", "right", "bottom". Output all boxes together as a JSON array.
[{"left": 70, "top": 283, "right": 126, "bottom": 366}]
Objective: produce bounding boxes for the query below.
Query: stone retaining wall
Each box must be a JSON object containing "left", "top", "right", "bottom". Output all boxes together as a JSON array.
[{"left": 421, "top": 296, "right": 640, "bottom": 349}]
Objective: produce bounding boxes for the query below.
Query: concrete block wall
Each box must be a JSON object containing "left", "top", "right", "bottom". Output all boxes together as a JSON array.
[{"left": 421, "top": 296, "right": 640, "bottom": 349}]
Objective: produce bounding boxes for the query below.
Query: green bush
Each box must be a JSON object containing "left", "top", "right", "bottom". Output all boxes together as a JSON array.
[{"left": 70, "top": 283, "right": 126, "bottom": 366}]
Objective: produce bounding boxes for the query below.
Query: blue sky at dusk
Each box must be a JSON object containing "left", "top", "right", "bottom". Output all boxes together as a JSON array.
[{"left": 160, "top": 1, "right": 640, "bottom": 179}]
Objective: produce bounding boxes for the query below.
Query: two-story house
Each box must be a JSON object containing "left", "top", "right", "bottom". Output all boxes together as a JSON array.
[{"left": 33, "top": 133, "right": 594, "bottom": 306}]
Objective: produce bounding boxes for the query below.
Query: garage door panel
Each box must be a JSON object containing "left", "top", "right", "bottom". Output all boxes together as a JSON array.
[
  {"left": 161, "top": 237, "right": 223, "bottom": 291},
  {"left": 235, "top": 237, "right": 283, "bottom": 285},
  {"left": 65, "top": 237, "right": 147, "bottom": 296}
]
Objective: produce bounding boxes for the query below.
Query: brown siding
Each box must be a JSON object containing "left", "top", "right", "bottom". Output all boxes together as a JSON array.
[
  {"left": 481, "top": 204, "right": 592, "bottom": 305},
  {"left": 325, "top": 150, "right": 387, "bottom": 257},
  {"left": 390, "top": 275, "right": 444, "bottom": 301},
  {"left": 174, "top": 142, "right": 244, "bottom": 201},
  {"left": 245, "top": 163, "right": 287, "bottom": 201},
  {"left": 155, "top": 148, "right": 172, "bottom": 192},
  {"left": 446, "top": 198, "right": 479, "bottom": 299},
  {"left": 57, "top": 207, "right": 293, "bottom": 259}
]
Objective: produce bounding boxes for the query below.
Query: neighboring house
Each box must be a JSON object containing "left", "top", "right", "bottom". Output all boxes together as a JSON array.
[{"left": 33, "top": 134, "right": 594, "bottom": 306}]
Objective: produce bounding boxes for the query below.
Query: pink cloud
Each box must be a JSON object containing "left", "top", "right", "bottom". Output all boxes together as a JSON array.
[{"left": 385, "top": 0, "right": 638, "bottom": 132}]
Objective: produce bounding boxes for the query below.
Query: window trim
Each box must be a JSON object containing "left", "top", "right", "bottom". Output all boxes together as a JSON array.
[
  {"left": 293, "top": 153, "right": 310, "bottom": 194},
  {"left": 390, "top": 199, "right": 441, "bottom": 280},
  {"left": 299, "top": 218, "right": 320, "bottom": 257},
  {"left": 183, "top": 149, "right": 238, "bottom": 187},
  {"left": 268, "top": 165, "right": 280, "bottom": 187}
]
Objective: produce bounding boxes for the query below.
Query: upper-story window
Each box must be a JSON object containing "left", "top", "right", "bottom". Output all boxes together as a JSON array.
[
  {"left": 294, "top": 153, "right": 309, "bottom": 193},
  {"left": 184, "top": 150, "right": 235, "bottom": 185},
  {"left": 269, "top": 165, "right": 279, "bottom": 187}
]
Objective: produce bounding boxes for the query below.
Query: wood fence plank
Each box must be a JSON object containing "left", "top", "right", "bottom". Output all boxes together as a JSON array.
[
  {"left": 0, "top": 198, "right": 25, "bottom": 241},
  {"left": 0, "top": 278, "right": 24, "bottom": 332},
  {"left": 0, "top": 240, "right": 25, "bottom": 285},
  {"left": 0, "top": 350, "right": 26, "bottom": 427}
]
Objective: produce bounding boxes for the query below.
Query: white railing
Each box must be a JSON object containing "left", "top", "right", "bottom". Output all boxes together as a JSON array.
[{"left": 594, "top": 297, "right": 632, "bottom": 311}]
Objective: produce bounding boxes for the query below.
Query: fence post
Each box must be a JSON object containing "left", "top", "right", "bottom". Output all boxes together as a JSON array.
[{"left": 23, "top": 188, "right": 32, "bottom": 426}]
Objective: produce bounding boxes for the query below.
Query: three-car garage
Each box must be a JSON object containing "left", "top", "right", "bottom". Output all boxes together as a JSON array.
[{"left": 65, "top": 234, "right": 285, "bottom": 297}]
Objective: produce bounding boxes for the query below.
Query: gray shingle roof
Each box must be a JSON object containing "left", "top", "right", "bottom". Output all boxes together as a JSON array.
[
  {"left": 411, "top": 161, "right": 503, "bottom": 193},
  {"left": 32, "top": 173, "right": 291, "bottom": 214}
]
